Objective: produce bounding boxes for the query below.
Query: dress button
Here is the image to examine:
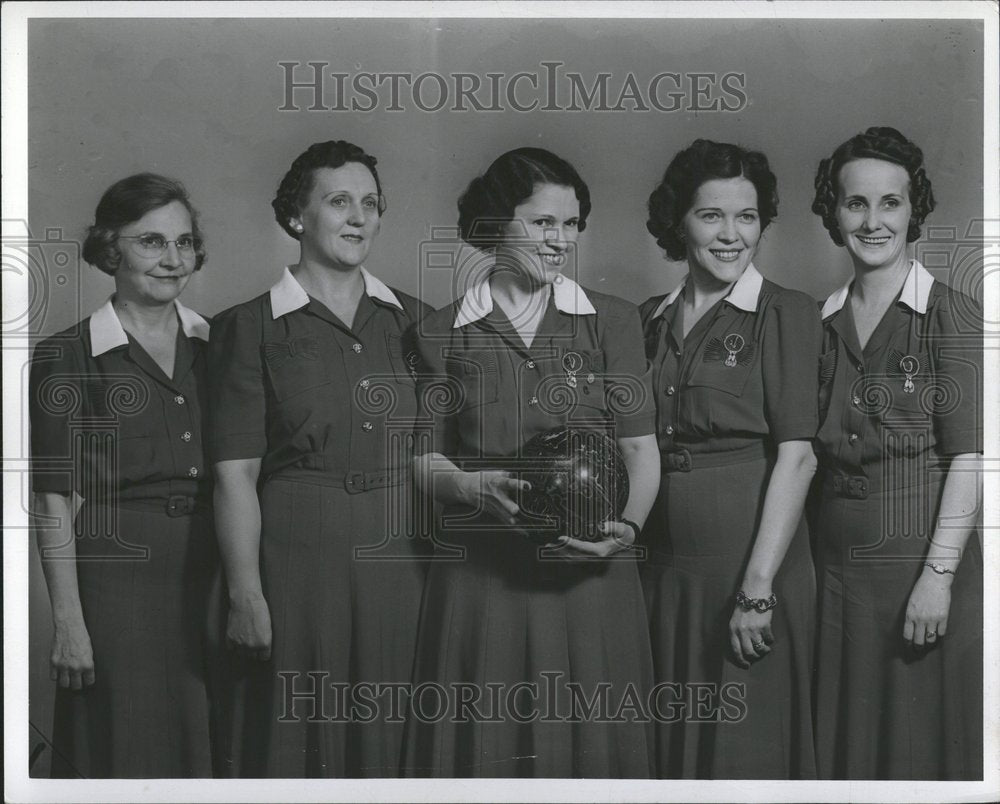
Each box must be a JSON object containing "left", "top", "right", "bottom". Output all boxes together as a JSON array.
[
  {"left": 361, "top": 421, "right": 374, "bottom": 432},
  {"left": 526, "top": 360, "right": 536, "bottom": 369},
  {"left": 188, "top": 466, "right": 199, "bottom": 477},
  {"left": 665, "top": 425, "right": 674, "bottom": 435},
  {"left": 856, "top": 363, "right": 864, "bottom": 373},
  {"left": 181, "top": 431, "right": 192, "bottom": 442},
  {"left": 848, "top": 433, "right": 859, "bottom": 443},
  {"left": 665, "top": 385, "right": 676, "bottom": 396},
  {"left": 359, "top": 379, "right": 370, "bottom": 389},
  {"left": 174, "top": 394, "right": 185, "bottom": 405},
  {"left": 852, "top": 395, "right": 861, "bottom": 406},
  {"left": 352, "top": 343, "right": 363, "bottom": 353},
  {"left": 528, "top": 396, "right": 538, "bottom": 406}
]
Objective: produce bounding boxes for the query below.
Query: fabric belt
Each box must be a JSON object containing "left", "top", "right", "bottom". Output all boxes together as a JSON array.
[
  {"left": 115, "top": 495, "right": 207, "bottom": 517},
  {"left": 343, "top": 469, "right": 409, "bottom": 494},
  {"left": 822, "top": 461, "right": 946, "bottom": 500},
  {"left": 268, "top": 467, "right": 408, "bottom": 493},
  {"left": 661, "top": 442, "right": 769, "bottom": 474}
]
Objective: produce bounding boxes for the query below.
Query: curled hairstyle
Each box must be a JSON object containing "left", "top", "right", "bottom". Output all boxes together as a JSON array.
[
  {"left": 646, "top": 139, "right": 778, "bottom": 261},
  {"left": 271, "top": 140, "right": 385, "bottom": 240},
  {"left": 811, "top": 126, "right": 935, "bottom": 246},
  {"left": 457, "top": 147, "right": 591, "bottom": 249},
  {"left": 82, "top": 173, "right": 206, "bottom": 276}
]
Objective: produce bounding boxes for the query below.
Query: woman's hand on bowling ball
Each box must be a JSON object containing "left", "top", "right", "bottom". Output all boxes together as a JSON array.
[
  {"left": 459, "top": 470, "right": 529, "bottom": 525},
  {"left": 729, "top": 608, "right": 774, "bottom": 668},
  {"left": 226, "top": 590, "right": 273, "bottom": 661},
  {"left": 556, "top": 520, "right": 637, "bottom": 558}
]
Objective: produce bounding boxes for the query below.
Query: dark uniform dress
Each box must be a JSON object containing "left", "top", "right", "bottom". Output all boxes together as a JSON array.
[
  {"left": 813, "top": 260, "right": 983, "bottom": 780},
  {"left": 207, "top": 267, "right": 430, "bottom": 778},
  {"left": 402, "top": 276, "right": 657, "bottom": 778},
  {"left": 29, "top": 298, "right": 215, "bottom": 778},
  {"left": 638, "top": 264, "right": 821, "bottom": 779}
]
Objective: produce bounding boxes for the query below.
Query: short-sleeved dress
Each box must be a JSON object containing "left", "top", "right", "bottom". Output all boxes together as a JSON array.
[
  {"left": 813, "top": 260, "right": 983, "bottom": 780},
  {"left": 207, "top": 267, "right": 431, "bottom": 778},
  {"left": 638, "top": 264, "right": 821, "bottom": 779},
  {"left": 29, "top": 298, "right": 216, "bottom": 778},
  {"left": 402, "top": 276, "right": 658, "bottom": 778}
]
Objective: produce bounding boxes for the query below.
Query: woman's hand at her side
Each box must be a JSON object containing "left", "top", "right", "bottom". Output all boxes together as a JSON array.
[
  {"left": 904, "top": 570, "right": 952, "bottom": 649},
  {"left": 50, "top": 614, "right": 95, "bottom": 689},
  {"left": 729, "top": 607, "right": 775, "bottom": 669},
  {"left": 226, "top": 590, "right": 273, "bottom": 662}
]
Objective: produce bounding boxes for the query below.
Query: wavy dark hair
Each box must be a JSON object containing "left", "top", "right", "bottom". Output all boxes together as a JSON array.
[
  {"left": 271, "top": 140, "right": 385, "bottom": 240},
  {"left": 457, "top": 147, "right": 591, "bottom": 249},
  {"left": 646, "top": 139, "right": 778, "bottom": 261},
  {"left": 82, "top": 173, "right": 206, "bottom": 275},
  {"left": 811, "top": 126, "right": 935, "bottom": 246}
]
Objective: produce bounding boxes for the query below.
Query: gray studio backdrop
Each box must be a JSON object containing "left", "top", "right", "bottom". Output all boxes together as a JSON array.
[{"left": 24, "top": 16, "right": 983, "bottom": 776}]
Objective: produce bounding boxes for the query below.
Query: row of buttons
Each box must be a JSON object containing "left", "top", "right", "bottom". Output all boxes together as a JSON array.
[
  {"left": 173, "top": 394, "right": 199, "bottom": 474},
  {"left": 850, "top": 361, "right": 865, "bottom": 444}
]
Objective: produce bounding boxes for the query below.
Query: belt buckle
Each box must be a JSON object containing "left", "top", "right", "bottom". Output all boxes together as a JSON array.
[
  {"left": 346, "top": 472, "right": 367, "bottom": 493},
  {"left": 667, "top": 448, "right": 692, "bottom": 473},
  {"left": 834, "top": 475, "right": 869, "bottom": 500},
  {"left": 166, "top": 495, "right": 191, "bottom": 517}
]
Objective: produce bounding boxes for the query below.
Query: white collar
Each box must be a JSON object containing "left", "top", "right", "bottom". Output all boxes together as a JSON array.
[
  {"left": 821, "top": 259, "right": 934, "bottom": 319},
  {"left": 453, "top": 274, "right": 597, "bottom": 328},
  {"left": 89, "top": 297, "right": 210, "bottom": 357},
  {"left": 652, "top": 262, "right": 765, "bottom": 319},
  {"left": 269, "top": 266, "right": 403, "bottom": 319}
]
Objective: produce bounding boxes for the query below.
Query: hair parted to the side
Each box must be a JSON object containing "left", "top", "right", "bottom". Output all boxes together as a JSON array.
[
  {"left": 82, "top": 173, "right": 206, "bottom": 276},
  {"left": 811, "top": 126, "right": 935, "bottom": 247},
  {"left": 271, "top": 140, "right": 386, "bottom": 240},
  {"left": 646, "top": 139, "right": 779, "bottom": 261},
  {"left": 457, "top": 147, "right": 591, "bottom": 250}
]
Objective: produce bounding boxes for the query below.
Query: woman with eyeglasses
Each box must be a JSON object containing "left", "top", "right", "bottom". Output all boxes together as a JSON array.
[
  {"left": 30, "top": 173, "right": 216, "bottom": 777},
  {"left": 207, "top": 140, "right": 430, "bottom": 777}
]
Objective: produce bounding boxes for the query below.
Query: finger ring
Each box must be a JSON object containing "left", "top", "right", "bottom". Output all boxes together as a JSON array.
[
  {"left": 752, "top": 640, "right": 765, "bottom": 650},
  {"left": 927, "top": 629, "right": 937, "bottom": 637}
]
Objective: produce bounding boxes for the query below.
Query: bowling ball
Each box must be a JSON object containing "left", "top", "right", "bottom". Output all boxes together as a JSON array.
[{"left": 518, "top": 427, "right": 629, "bottom": 542}]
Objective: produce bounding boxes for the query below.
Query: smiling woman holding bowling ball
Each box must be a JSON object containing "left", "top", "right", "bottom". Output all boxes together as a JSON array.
[{"left": 403, "top": 147, "right": 661, "bottom": 778}]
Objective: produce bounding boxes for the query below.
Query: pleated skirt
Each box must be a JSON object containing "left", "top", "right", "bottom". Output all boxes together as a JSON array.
[
  {"left": 50, "top": 502, "right": 216, "bottom": 778},
  {"left": 218, "top": 475, "right": 428, "bottom": 778},
  {"left": 402, "top": 522, "right": 655, "bottom": 778},
  {"left": 640, "top": 452, "right": 817, "bottom": 779},
  {"left": 813, "top": 471, "right": 983, "bottom": 780}
]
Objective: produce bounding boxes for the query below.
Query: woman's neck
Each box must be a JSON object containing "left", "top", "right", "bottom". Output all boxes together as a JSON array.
[
  {"left": 113, "top": 295, "right": 176, "bottom": 336},
  {"left": 291, "top": 260, "right": 365, "bottom": 304},
  {"left": 489, "top": 270, "right": 551, "bottom": 317},
  {"left": 851, "top": 254, "right": 911, "bottom": 306},
  {"left": 687, "top": 264, "right": 735, "bottom": 310}
]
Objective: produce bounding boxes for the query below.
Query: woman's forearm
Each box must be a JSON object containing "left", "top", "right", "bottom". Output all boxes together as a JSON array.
[
  {"left": 617, "top": 434, "right": 660, "bottom": 529},
  {"left": 213, "top": 459, "right": 265, "bottom": 602},
  {"left": 922, "top": 453, "right": 981, "bottom": 577},
  {"left": 34, "top": 492, "right": 85, "bottom": 624},
  {"left": 741, "top": 440, "right": 817, "bottom": 595}
]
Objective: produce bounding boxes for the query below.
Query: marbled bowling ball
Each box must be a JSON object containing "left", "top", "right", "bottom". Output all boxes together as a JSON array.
[{"left": 518, "top": 427, "right": 629, "bottom": 541}]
